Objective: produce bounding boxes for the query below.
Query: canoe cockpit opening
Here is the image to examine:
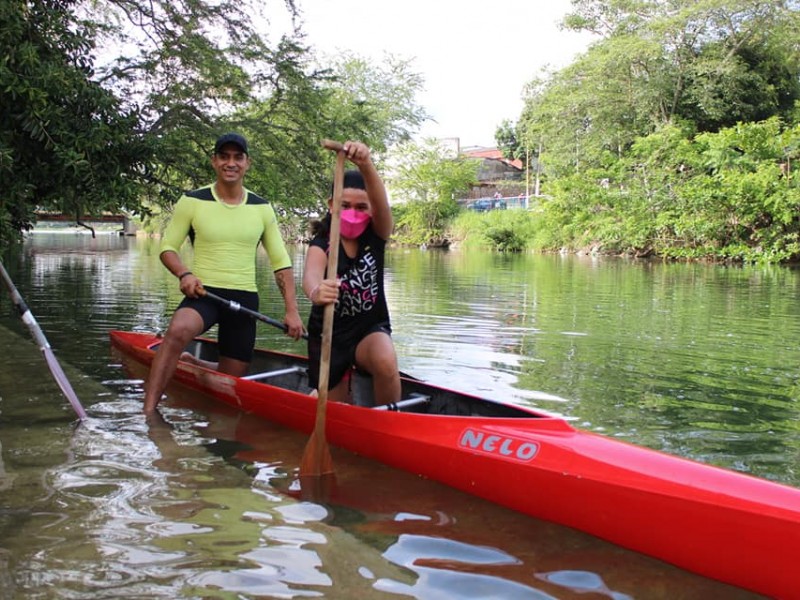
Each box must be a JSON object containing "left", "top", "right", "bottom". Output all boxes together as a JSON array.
[{"left": 177, "top": 337, "right": 543, "bottom": 419}]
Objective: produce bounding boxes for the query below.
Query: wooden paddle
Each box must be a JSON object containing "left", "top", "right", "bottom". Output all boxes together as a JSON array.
[
  {"left": 0, "top": 259, "right": 87, "bottom": 420},
  {"left": 300, "top": 139, "right": 345, "bottom": 481}
]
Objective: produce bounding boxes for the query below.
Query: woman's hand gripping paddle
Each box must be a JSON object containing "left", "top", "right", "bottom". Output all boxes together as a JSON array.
[{"left": 300, "top": 139, "right": 345, "bottom": 491}]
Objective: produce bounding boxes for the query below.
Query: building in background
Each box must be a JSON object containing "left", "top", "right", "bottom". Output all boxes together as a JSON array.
[{"left": 461, "top": 146, "right": 523, "bottom": 197}]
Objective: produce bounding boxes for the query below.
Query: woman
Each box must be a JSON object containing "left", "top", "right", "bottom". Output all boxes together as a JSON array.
[{"left": 302, "top": 141, "right": 400, "bottom": 406}]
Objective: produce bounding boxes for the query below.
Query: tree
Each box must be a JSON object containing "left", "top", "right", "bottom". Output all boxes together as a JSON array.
[
  {"left": 521, "top": 0, "right": 800, "bottom": 178},
  {"left": 495, "top": 119, "right": 524, "bottom": 165},
  {"left": 389, "top": 139, "right": 478, "bottom": 246},
  {"left": 88, "top": 0, "right": 316, "bottom": 214},
  {"left": 319, "top": 52, "right": 429, "bottom": 154},
  {"left": 1, "top": 1, "right": 431, "bottom": 247},
  {"left": 240, "top": 50, "right": 431, "bottom": 235},
  {"left": 1, "top": 0, "right": 152, "bottom": 244},
  {"left": 1, "top": 0, "right": 333, "bottom": 247},
  {"left": 508, "top": 0, "right": 800, "bottom": 261}
]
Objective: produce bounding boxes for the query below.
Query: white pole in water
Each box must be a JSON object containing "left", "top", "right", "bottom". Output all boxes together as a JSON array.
[
  {"left": 0, "top": 260, "right": 87, "bottom": 420},
  {"left": 525, "top": 143, "right": 530, "bottom": 209}
]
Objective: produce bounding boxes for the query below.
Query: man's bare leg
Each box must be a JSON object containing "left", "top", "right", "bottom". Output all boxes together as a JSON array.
[{"left": 143, "top": 308, "right": 204, "bottom": 413}]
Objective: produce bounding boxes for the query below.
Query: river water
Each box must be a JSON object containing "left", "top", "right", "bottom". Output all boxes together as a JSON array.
[{"left": 1, "top": 232, "right": 797, "bottom": 599}]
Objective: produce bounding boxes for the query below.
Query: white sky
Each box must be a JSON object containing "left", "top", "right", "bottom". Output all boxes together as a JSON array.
[{"left": 284, "top": 0, "right": 595, "bottom": 148}]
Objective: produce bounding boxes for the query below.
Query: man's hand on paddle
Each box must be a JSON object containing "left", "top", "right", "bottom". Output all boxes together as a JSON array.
[
  {"left": 179, "top": 274, "right": 204, "bottom": 298},
  {"left": 283, "top": 308, "right": 305, "bottom": 341}
]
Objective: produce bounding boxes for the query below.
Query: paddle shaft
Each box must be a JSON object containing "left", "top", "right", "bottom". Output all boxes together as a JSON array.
[
  {"left": 321, "top": 139, "right": 344, "bottom": 153},
  {"left": 0, "top": 260, "right": 87, "bottom": 420},
  {"left": 201, "top": 289, "right": 308, "bottom": 340},
  {"left": 300, "top": 140, "right": 345, "bottom": 478},
  {"left": 317, "top": 148, "right": 346, "bottom": 410}
]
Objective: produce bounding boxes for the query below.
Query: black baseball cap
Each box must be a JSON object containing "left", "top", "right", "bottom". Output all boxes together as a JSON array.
[{"left": 214, "top": 132, "right": 248, "bottom": 155}]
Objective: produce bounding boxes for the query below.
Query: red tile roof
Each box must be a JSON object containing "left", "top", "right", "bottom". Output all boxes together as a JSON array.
[{"left": 462, "top": 147, "right": 523, "bottom": 170}]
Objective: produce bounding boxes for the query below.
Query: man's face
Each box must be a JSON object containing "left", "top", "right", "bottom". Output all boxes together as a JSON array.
[{"left": 211, "top": 144, "right": 250, "bottom": 184}]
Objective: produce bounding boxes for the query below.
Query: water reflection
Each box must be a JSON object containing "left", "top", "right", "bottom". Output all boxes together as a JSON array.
[
  {"left": 123, "top": 378, "right": 759, "bottom": 599},
  {"left": 537, "top": 571, "right": 632, "bottom": 600},
  {"left": 379, "top": 535, "right": 550, "bottom": 599}
]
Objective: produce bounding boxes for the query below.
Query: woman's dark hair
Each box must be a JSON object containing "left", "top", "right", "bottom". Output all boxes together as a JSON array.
[
  {"left": 311, "top": 170, "right": 366, "bottom": 237},
  {"left": 335, "top": 169, "right": 366, "bottom": 194}
]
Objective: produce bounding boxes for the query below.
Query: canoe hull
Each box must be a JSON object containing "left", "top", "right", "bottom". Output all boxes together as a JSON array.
[{"left": 110, "top": 330, "right": 799, "bottom": 599}]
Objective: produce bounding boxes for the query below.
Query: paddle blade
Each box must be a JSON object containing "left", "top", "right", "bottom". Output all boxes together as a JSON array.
[
  {"left": 43, "top": 346, "right": 88, "bottom": 420},
  {"left": 299, "top": 472, "right": 337, "bottom": 503},
  {"left": 300, "top": 429, "right": 334, "bottom": 477},
  {"left": 2, "top": 260, "right": 87, "bottom": 421},
  {"left": 299, "top": 433, "right": 335, "bottom": 503}
]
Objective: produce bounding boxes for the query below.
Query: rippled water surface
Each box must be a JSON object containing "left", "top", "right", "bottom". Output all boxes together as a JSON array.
[{"left": 2, "top": 232, "right": 798, "bottom": 599}]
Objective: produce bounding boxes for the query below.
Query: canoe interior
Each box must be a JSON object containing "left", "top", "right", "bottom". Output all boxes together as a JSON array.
[{"left": 178, "top": 337, "right": 539, "bottom": 420}]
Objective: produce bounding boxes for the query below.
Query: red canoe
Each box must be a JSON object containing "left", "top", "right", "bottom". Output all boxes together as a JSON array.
[{"left": 110, "top": 330, "right": 799, "bottom": 599}]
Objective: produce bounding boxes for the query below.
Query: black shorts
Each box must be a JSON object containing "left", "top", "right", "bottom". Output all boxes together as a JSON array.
[
  {"left": 307, "top": 322, "right": 392, "bottom": 390},
  {"left": 178, "top": 286, "right": 258, "bottom": 362}
]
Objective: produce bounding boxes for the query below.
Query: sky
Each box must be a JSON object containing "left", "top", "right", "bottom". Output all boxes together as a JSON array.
[{"left": 282, "top": 0, "right": 595, "bottom": 148}]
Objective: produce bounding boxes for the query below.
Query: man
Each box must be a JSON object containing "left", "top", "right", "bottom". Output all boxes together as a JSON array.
[{"left": 143, "top": 132, "right": 304, "bottom": 414}]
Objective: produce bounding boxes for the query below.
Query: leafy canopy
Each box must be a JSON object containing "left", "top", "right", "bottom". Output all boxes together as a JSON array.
[{"left": 1, "top": 0, "right": 429, "bottom": 247}]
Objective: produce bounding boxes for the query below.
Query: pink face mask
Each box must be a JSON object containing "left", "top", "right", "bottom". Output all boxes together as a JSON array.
[{"left": 339, "top": 208, "right": 371, "bottom": 239}]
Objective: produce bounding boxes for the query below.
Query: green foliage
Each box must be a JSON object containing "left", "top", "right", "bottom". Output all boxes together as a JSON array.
[
  {"left": 533, "top": 117, "right": 800, "bottom": 262},
  {"left": 393, "top": 200, "right": 458, "bottom": 247},
  {"left": 449, "top": 209, "right": 539, "bottom": 253},
  {"left": 319, "top": 52, "right": 430, "bottom": 153},
  {"left": 1, "top": 0, "right": 153, "bottom": 244},
  {"left": 482, "top": 221, "right": 529, "bottom": 253},
  {"left": 507, "top": 0, "right": 800, "bottom": 262},
  {"left": 94, "top": 0, "right": 334, "bottom": 224},
  {"left": 680, "top": 41, "right": 799, "bottom": 132},
  {"left": 389, "top": 139, "right": 478, "bottom": 246},
  {"left": 495, "top": 119, "right": 524, "bottom": 164},
  {"left": 525, "top": 0, "right": 800, "bottom": 180},
  {"left": 0, "top": 0, "right": 430, "bottom": 247}
]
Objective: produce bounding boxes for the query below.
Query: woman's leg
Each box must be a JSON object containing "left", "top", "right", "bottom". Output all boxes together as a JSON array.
[{"left": 355, "top": 331, "right": 401, "bottom": 405}]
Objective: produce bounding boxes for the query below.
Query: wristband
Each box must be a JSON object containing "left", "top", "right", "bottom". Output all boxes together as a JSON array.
[{"left": 178, "top": 271, "right": 193, "bottom": 280}]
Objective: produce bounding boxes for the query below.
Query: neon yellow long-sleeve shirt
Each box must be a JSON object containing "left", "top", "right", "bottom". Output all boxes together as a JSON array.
[{"left": 160, "top": 185, "right": 292, "bottom": 291}]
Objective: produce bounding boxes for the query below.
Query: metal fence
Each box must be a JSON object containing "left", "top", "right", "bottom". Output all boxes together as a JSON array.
[{"left": 457, "top": 195, "right": 533, "bottom": 211}]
